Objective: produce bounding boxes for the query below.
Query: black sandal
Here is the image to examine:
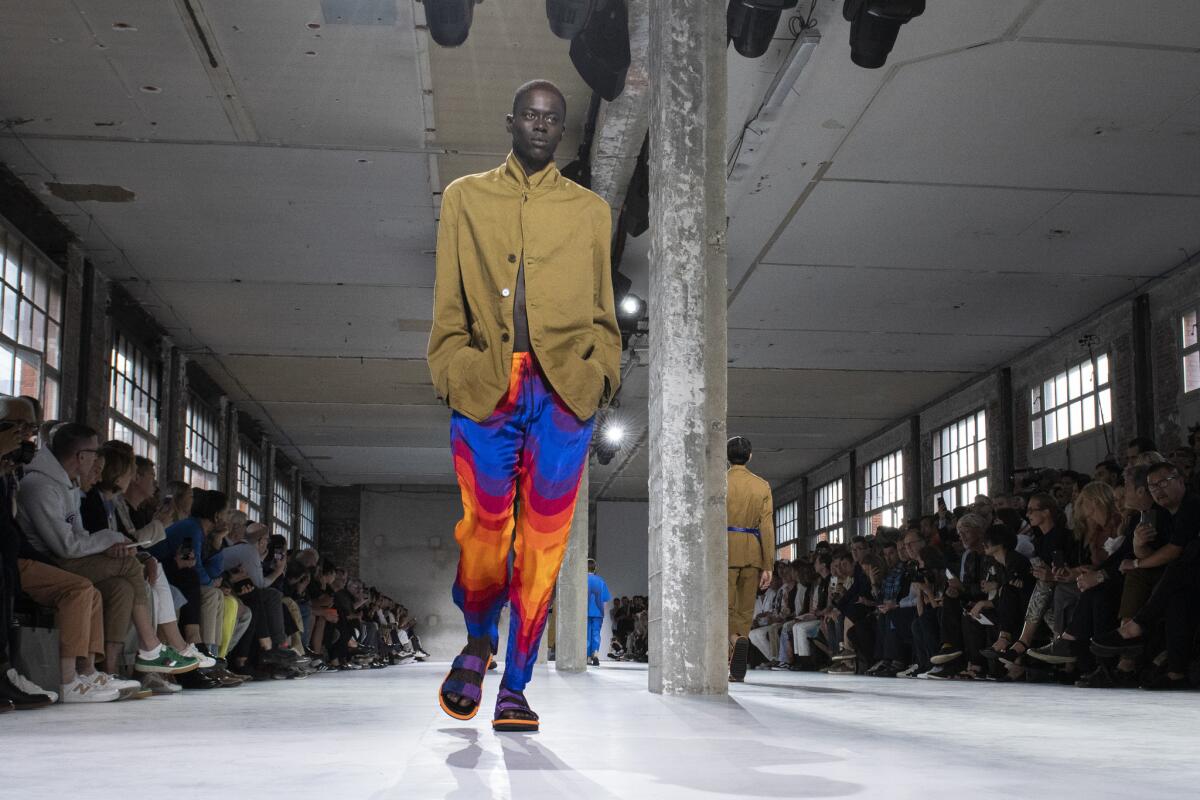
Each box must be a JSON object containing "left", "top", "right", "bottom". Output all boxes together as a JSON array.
[{"left": 492, "top": 687, "right": 539, "bottom": 732}]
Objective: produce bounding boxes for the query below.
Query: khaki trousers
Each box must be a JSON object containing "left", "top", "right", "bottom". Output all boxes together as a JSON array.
[
  {"left": 58, "top": 554, "right": 148, "bottom": 644},
  {"left": 18, "top": 559, "right": 105, "bottom": 660},
  {"left": 728, "top": 566, "right": 760, "bottom": 642},
  {"left": 200, "top": 586, "right": 225, "bottom": 646}
]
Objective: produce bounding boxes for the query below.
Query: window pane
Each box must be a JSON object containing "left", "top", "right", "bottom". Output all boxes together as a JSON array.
[
  {"left": 977, "top": 441, "right": 987, "bottom": 471},
  {"left": 1099, "top": 389, "right": 1112, "bottom": 424},
  {"left": 1083, "top": 395, "right": 1096, "bottom": 430},
  {"left": 1097, "top": 354, "right": 1109, "bottom": 386},
  {"left": 1185, "top": 352, "right": 1200, "bottom": 393},
  {"left": 1031, "top": 387, "right": 1041, "bottom": 415},
  {"left": 1046, "top": 411, "right": 1057, "bottom": 444},
  {"left": 1186, "top": 311, "right": 1199, "bottom": 348},
  {"left": 0, "top": 344, "right": 12, "bottom": 395},
  {"left": 32, "top": 264, "right": 47, "bottom": 310},
  {"left": 42, "top": 375, "right": 58, "bottom": 419},
  {"left": 1081, "top": 360, "right": 1095, "bottom": 394},
  {"left": 1070, "top": 399, "right": 1083, "bottom": 435},
  {"left": 1032, "top": 420, "right": 1043, "bottom": 450},
  {"left": 15, "top": 350, "right": 40, "bottom": 398},
  {"left": 1056, "top": 407, "right": 1069, "bottom": 439},
  {"left": 17, "top": 299, "right": 33, "bottom": 347},
  {"left": 45, "top": 320, "right": 60, "bottom": 369},
  {"left": 1055, "top": 374, "right": 1069, "bottom": 407},
  {"left": 1, "top": 286, "right": 16, "bottom": 341},
  {"left": 48, "top": 273, "right": 63, "bottom": 322},
  {"left": 29, "top": 309, "right": 44, "bottom": 352},
  {"left": 1068, "top": 366, "right": 1082, "bottom": 401},
  {"left": 1044, "top": 379, "right": 1055, "bottom": 409},
  {"left": 976, "top": 411, "right": 986, "bottom": 439}
]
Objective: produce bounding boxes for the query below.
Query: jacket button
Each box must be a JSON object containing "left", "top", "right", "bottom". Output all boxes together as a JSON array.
[
  {"left": 507, "top": 254, "right": 517, "bottom": 263},
  {"left": 501, "top": 333, "right": 510, "bottom": 342},
  {"left": 501, "top": 288, "right": 510, "bottom": 297}
]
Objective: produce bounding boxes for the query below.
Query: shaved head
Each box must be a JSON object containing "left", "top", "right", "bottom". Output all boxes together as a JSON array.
[{"left": 512, "top": 79, "right": 566, "bottom": 118}]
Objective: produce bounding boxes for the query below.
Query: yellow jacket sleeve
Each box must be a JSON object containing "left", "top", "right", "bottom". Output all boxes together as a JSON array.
[{"left": 427, "top": 185, "right": 469, "bottom": 401}]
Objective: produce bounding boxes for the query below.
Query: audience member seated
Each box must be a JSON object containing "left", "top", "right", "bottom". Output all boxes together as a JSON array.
[{"left": 19, "top": 423, "right": 199, "bottom": 695}]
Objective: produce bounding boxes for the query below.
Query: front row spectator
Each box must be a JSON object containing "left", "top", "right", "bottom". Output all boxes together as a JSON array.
[{"left": 19, "top": 423, "right": 199, "bottom": 697}]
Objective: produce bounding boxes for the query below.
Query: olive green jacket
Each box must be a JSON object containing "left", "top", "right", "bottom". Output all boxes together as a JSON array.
[
  {"left": 728, "top": 465, "right": 776, "bottom": 570},
  {"left": 427, "top": 153, "right": 622, "bottom": 422}
]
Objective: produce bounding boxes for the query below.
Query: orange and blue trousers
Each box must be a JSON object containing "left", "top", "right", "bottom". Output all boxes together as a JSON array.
[{"left": 450, "top": 353, "right": 594, "bottom": 691}]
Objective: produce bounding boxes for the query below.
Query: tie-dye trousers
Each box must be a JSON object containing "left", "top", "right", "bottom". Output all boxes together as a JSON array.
[{"left": 449, "top": 352, "right": 594, "bottom": 691}]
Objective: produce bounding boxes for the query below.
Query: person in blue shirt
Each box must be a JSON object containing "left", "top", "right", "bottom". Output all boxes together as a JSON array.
[{"left": 587, "top": 559, "right": 612, "bottom": 667}]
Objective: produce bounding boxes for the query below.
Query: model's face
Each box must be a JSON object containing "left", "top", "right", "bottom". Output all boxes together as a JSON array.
[{"left": 507, "top": 87, "right": 565, "bottom": 172}]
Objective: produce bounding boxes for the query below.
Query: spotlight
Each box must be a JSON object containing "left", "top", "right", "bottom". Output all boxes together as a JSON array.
[
  {"left": 604, "top": 425, "right": 625, "bottom": 445},
  {"left": 619, "top": 294, "right": 644, "bottom": 319},
  {"left": 547, "top": 0, "right": 599, "bottom": 39},
  {"left": 569, "top": 0, "right": 631, "bottom": 101},
  {"left": 727, "top": 0, "right": 799, "bottom": 60},
  {"left": 422, "top": 0, "right": 479, "bottom": 47},
  {"left": 842, "top": 0, "right": 925, "bottom": 69}
]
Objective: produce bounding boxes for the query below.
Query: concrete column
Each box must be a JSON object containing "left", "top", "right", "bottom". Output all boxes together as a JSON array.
[
  {"left": 555, "top": 470, "right": 589, "bottom": 673},
  {"left": 262, "top": 438, "right": 276, "bottom": 532},
  {"left": 646, "top": 0, "right": 728, "bottom": 696},
  {"left": 291, "top": 465, "right": 302, "bottom": 545},
  {"left": 59, "top": 243, "right": 86, "bottom": 422}
]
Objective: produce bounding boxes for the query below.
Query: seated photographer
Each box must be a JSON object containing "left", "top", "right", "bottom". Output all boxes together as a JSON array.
[
  {"left": 220, "top": 522, "right": 303, "bottom": 675},
  {"left": 19, "top": 423, "right": 198, "bottom": 685},
  {"left": 908, "top": 544, "right": 947, "bottom": 677}
]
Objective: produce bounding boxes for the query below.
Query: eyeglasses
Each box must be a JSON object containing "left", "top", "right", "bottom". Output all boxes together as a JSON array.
[{"left": 1148, "top": 475, "right": 1179, "bottom": 491}]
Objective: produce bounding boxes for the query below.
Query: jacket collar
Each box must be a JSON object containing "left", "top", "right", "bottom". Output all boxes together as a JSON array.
[{"left": 502, "top": 152, "right": 559, "bottom": 195}]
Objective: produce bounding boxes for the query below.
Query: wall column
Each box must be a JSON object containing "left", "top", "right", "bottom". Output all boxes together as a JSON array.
[{"left": 646, "top": 0, "right": 728, "bottom": 695}]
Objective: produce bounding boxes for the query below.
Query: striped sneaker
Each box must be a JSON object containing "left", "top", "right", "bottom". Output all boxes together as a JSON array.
[{"left": 134, "top": 646, "right": 200, "bottom": 675}]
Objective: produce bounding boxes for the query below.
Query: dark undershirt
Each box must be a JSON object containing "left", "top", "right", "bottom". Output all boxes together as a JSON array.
[{"left": 512, "top": 256, "right": 530, "bottom": 353}]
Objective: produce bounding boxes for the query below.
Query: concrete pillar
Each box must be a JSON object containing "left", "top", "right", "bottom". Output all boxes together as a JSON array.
[
  {"left": 555, "top": 470, "right": 589, "bottom": 673},
  {"left": 646, "top": 0, "right": 728, "bottom": 695},
  {"left": 59, "top": 243, "right": 86, "bottom": 423}
]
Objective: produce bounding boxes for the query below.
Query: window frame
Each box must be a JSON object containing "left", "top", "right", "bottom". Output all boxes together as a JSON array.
[
  {"left": 236, "top": 440, "right": 265, "bottom": 521},
  {"left": 931, "top": 410, "right": 989, "bottom": 510},
  {"left": 300, "top": 493, "right": 317, "bottom": 549},
  {"left": 1181, "top": 309, "right": 1200, "bottom": 394},
  {"left": 106, "top": 330, "right": 162, "bottom": 462},
  {"left": 0, "top": 220, "right": 66, "bottom": 418},
  {"left": 813, "top": 478, "right": 845, "bottom": 546},
  {"left": 273, "top": 470, "right": 295, "bottom": 547},
  {"left": 182, "top": 392, "right": 220, "bottom": 491},
  {"left": 774, "top": 499, "right": 799, "bottom": 558},
  {"left": 1030, "top": 353, "right": 1112, "bottom": 450},
  {"left": 863, "top": 449, "right": 905, "bottom": 532}
]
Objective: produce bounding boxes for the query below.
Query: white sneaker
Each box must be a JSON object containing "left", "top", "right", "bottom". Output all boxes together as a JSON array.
[
  {"left": 7, "top": 668, "right": 58, "bottom": 703},
  {"left": 60, "top": 676, "right": 120, "bottom": 703},
  {"left": 85, "top": 671, "right": 142, "bottom": 692},
  {"left": 180, "top": 644, "right": 217, "bottom": 669},
  {"left": 141, "top": 672, "right": 182, "bottom": 695},
  {"left": 413, "top": 650, "right": 429, "bottom": 660}
]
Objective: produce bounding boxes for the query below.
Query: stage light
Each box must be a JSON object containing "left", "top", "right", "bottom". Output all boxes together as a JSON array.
[
  {"left": 604, "top": 425, "right": 625, "bottom": 445},
  {"left": 619, "top": 294, "right": 644, "bottom": 319},
  {"left": 842, "top": 0, "right": 925, "bottom": 69},
  {"left": 547, "top": 0, "right": 599, "bottom": 40},
  {"left": 727, "top": 0, "right": 799, "bottom": 60},
  {"left": 422, "top": 0, "right": 478, "bottom": 47},
  {"left": 569, "top": 0, "right": 631, "bottom": 101}
]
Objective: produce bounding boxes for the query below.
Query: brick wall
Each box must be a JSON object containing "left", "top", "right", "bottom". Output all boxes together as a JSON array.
[{"left": 317, "top": 485, "right": 362, "bottom": 576}]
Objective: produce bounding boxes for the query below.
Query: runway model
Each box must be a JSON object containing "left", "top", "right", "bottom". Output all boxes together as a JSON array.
[
  {"left": 726, "top": 436, "right": 775, "bottom": 682},
  {"left": 587, "top": 559, "right": 612, "bottom": 667},
  {"left": 427, "top": 80, "right": 622, "bottom": 732}
]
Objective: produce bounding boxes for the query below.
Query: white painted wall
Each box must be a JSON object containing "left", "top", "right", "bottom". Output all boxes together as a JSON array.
[{"left": 595, "top": 500, "right": 650, "bottom": 599}]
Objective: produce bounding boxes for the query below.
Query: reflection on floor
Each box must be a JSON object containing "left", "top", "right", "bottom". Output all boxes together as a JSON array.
[{"left": 5, "top": 661, "right": 1197, "bottom": 799}]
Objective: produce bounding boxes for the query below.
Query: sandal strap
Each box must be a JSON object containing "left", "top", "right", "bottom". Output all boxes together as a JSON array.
[
  {"left": 452, "top": 653, "right": 487, "bottom": 675},
  {"left": 442, "top": 679, "right": 482, "bottom": 703},
  {"left": 495, "top": 687, "right": 537, "bottom": 717}
]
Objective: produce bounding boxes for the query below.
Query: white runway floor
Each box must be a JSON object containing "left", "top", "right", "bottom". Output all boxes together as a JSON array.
[{"left": 5, "top": 661, "right": 1198, "bottom": 799}]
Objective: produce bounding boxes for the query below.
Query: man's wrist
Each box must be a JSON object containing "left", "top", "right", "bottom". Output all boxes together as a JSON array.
[{"left": 1133, "top": 558, "right": 1141, "bottom": 569}]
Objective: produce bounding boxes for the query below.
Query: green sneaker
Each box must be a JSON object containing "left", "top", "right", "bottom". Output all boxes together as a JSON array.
[{"left": 135, "top": 646, "right": 200, "bottom": 675}]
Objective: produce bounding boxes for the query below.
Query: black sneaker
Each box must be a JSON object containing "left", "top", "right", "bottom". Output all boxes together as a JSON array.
[
  {"left": 1091, "top": 629, "right": 1145, "bottom": 657},
  {"left": 0, "top": 672, "right": 53, "bottom": 710},
  {"left": 1028, "top": 637, "right": 1077, "bottom": 665},
  {"left": 261, "top": 647, "right": 299, "bottom": 666},
  {"left": 589, "top": 656, "right": 600, "bottom": 667}
]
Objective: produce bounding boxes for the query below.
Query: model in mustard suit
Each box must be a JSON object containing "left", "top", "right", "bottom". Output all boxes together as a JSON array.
[{"left": 727, "top": 436, "right": 775, "bottom": 682}]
